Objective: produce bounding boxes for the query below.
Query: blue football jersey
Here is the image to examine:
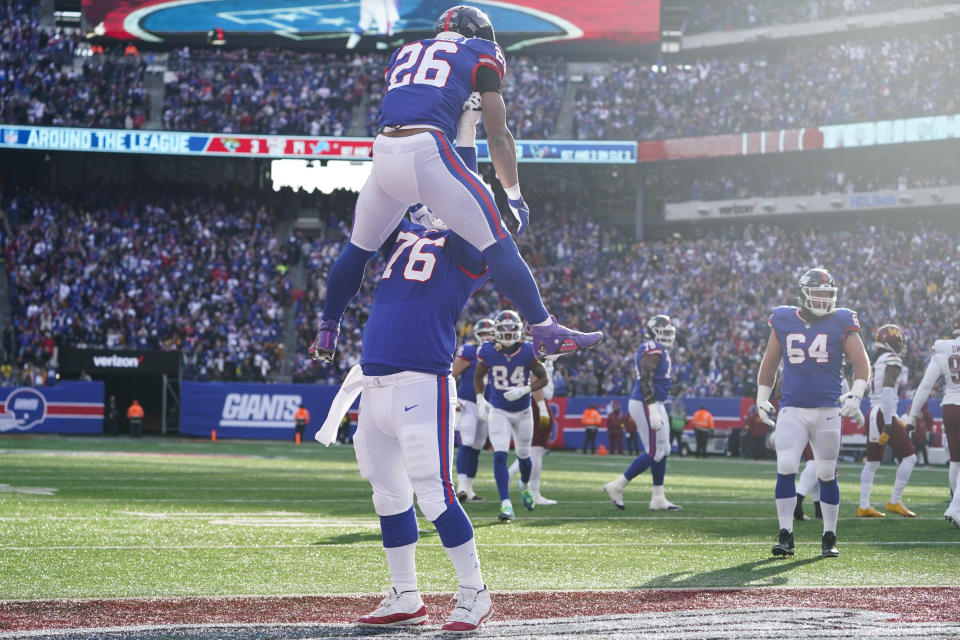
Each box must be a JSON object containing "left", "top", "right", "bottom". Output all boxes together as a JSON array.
[
  {"left": 630, "top": 340, "right": 673, "bottom": 403},
  {"left": 477, "top": 341, "right": 537, "bottom": 412},
  {"left": 379, "top": 35, "right": 506, "bottom": 141},
  {"left": 455, "top": 342, "right": 480, "bottom": 402},
  {"left": 361, "top": 220, "right": 490, "bottom": 376},
  {"left": 769, "top": 305, "right": 861, "bottom": 408}
]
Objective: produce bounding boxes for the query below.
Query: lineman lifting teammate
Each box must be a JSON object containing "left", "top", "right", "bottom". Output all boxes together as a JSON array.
[
  {"left": 902, "top": 311, "right": 960, "bottom": 528},
  {"left": 453, "top": 317, "right": 495, "bottom": 502},
  {"left": 309, "top": 5, "right": 602, "bottom": 365},
  {"left": 757, "top": 268, "right": 870, "bottom": 558},
  {"left": 604, "top": 315, "right": 682, "bottom": 512},
  {"left": 858, "top": 324, "right": 918, "bottom": 518},
  {"left": 474, "top": 310, "right": 549, "bottom": 522}
]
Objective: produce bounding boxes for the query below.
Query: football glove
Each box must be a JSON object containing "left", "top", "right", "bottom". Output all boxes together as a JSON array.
[
  {"left": 503, "top": 385, "right": 531, "bottom": 402},
  {"left": 457, "top": 91, "right": 482, "bottom": 146},
  {"left": 901, "top": 413, "right": 917, "bottom": 428},
  {"left": 507, "top": 196, "right": 529, "bottom": 237},
  {"left": 756, "top": 384, "right": 776, "bottom": 427},
  {"left": 647, "top": 401, "right": 666, "bottom": 431},
  {"left": 853, "top": 408, "right": 865, "bottom": 428},
  {"left": 537, "top": 399, "right": 551, "bottom": 428},
  {"left": 476, "top": 396, "right": 491, "bottom": 419},
  {"left": 839, "top": 379, "right": 867, "bottom": 419},
  {"left": 877, "top": 430, "right": 891, "bottom": 447}
]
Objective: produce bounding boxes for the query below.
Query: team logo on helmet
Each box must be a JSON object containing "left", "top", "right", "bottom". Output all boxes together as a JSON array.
[
  {"left": 0, "top": 388, "right": 47, "bottom": 432},
  {"left": 493, "top": 310, "right": 523, "bottom": 346},
  {"left": 473, "top": 317, "right": 495, "bottom": 343},
  {"left": 436, "top": 5, "right": 496, "bottom": 41},
  {"left": 798, "top": 268, "right": 837, "bottom": 317},
  {"left": 873, "top": 324, "right": 906, "bottom": 355},
  {"left": 645, "top": 314, "right": 676, "bottom": 348}
]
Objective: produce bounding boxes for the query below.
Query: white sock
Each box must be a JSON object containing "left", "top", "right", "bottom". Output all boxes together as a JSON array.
[
  {"left": 456, "top": 473, "right": 468, "bottom": 493},
  {"left": 530, "top": 446, "right": 544, "bottom": 493},
  {"left": 951, "top": 484, "right": 960, "bottom": 512},
  {"left": 891, "top": 454, "right": 916, "bottom": 504},
  {"left": 508, "top": 459, "right": 519, "bottom": 480},
  {"left": 611, "top": 474, "right": 629, "bottom": 490},
  {"left": 810, "top": 481, "right": 820, "bottom": 502},
  {"left": 444, "top": 538, "right": 483, "bottom": 590},
  {"left": 776, "top": 497, "right": 796, "bottom": 531},
  {"left": 652, "top": 484, "right": 665, "bottom": 501},
  {"left": 859, "top": 461, "right": 880, "bottom": 509},
  {"left": 463, "top": 475, "right": 474, "bottom": 495},
  {"left": 500, "top": 498, "right": 512, "bottom": 509},
  {"left": 950, "top": 461, "right": 960, "bottom": 493},
  {"left": 384, "top": 542, "right": 418, "bottom": 593},
  {"left": 797, "top": 462, "right": 818, "bottom": 497},
  {"left": 821, "top": 501, "right": 840, "bottom": 535}
]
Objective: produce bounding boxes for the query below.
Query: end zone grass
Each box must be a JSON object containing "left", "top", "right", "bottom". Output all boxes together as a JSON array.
[{"left": 1, "top": 436, "right": 957, "bottom": 599}]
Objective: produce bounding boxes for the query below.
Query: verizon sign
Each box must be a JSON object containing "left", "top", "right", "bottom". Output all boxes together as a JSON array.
[
  {"left": 60, "top": 347, "right": 180, "bottom": 377},
  {"left": 92, "top": 354, "right": 143, "bottom": 369}
]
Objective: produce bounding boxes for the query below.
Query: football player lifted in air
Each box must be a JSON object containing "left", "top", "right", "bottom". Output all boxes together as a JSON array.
[
  {"left": 902, "top": 311, "right": 960, "bottom": 528},
  {"left": 858, "top": 324, "right": 919, "bottom": 518},
  {"left": 310, "top": 5, "right": 602, "bottom": 366},
  {"left": 604, "top": 315, "right": 682, "bottom": 512},
  {"left": 474, "top": 310, "right": 549, "bottom": 522},
  {"left": 757, "top": 268, "right": 870, "bottom": 558},
  {"left": 452, "top": 317, "right": 495, "bottom": 502}
]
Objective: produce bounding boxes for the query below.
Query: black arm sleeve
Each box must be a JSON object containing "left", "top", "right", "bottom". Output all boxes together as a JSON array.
[
  {"left": 475, "top": 65, "right": 502, "bottom": 93},
  {"left": 639, "top": 366, "right": 656, "bottom": 404}
]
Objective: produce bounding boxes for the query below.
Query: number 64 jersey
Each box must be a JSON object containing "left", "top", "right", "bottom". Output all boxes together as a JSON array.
[
  {"left": 379, "top": 33, "right": 506, "bottom": 141},
  {"left": 769, "top": 305, "right": 861, "bottom": 409}
]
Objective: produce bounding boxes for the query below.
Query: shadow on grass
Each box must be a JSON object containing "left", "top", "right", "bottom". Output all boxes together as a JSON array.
[{"left": 640, "top": 556, "right": 824, "bottom": 589}]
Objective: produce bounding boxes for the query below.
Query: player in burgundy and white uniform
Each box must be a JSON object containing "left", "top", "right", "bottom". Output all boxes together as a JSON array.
[
  {"left": 310, "top": 6, "right": 602, "bottom": 366},
  {"left": 902, "top": 311, "right": 960, "bottom": 528},
  {"left": 756, "top": 268, "right": 871, "bottom": 558},
  {"left": 858, "top": 324, "right": 918, "bottom": 518}
]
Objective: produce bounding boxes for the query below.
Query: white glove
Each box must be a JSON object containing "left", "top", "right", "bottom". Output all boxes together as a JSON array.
[
  {"left": 756, "top": 384, "right": 776, "bottom": 427},
  {"left": 457, "top": 91, "right": 482, "bottom": 146},
  {"left": 853, "top": 408, "right": 865, "bottom": 428},
  {"left": 839, "top": 379, "right": 867, "bottom": 419},
  {"left": 647, "top": 401, "right": 666, "bottom": 431},
  {"left": 901, "top": 413, "right": 916, "bottom": 428},
  {"left": 503, "top": 385, "right": 531, "bottom": 401},
  {"left": 476, "top": 396, "right": 491, "bottom": 419}
]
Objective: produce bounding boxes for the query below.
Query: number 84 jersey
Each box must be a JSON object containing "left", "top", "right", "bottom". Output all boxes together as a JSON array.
[
  {"left": 477, "top": 341, "right": 536, "bottom": 413},
  {"left": 379, "top": 34, "right": 506, "bottom": 141},
  {"left": 769, "top": 305, "right": 861, "bottom": 409}
]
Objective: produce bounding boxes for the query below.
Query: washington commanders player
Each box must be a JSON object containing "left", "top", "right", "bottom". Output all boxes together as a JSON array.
[
  {"left": 858, "top": 324, "right": 918, "bottom": 518},
  {"left": 903, "top": 311, "right": 960, "bottom": 528}
]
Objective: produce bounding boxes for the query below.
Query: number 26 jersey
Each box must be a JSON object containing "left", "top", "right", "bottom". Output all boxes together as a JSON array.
[
  {"left": 378, "top": 34, "right": 506, "bottom": 141},
  {"left": 769, "top": 305, "right": 861, "bottom": 409}
]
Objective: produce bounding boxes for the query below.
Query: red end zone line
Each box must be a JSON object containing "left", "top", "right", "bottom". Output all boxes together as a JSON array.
[{"left": 3, "top": 587, "right": 959, "bottom": 631}]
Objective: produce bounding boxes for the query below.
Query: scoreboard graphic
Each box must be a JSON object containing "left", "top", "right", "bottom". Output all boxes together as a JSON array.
[{"left": 82, "top": 0, "right": 659, "bottom": 51}]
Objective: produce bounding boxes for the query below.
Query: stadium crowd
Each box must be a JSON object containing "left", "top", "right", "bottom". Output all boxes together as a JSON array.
[
  {"left": 0, "top": 4, "right": 148, "bottom": 130},
  {"left": 684, "top": 0, "right": 949, "bottom": 35},
  {"left": 4, "top": 188, "right": 291, "bottom": 383},
  {"left": 573, "top": 32, "right": 960, "bottom": 141}
]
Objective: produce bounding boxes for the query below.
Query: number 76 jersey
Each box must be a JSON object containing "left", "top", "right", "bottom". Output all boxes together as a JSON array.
[
  {"left": 379, "top": 34, "right": 506, "bottom": 142},
  {"left": 769, "top": 305, "right": 861, "bottom": 409}
]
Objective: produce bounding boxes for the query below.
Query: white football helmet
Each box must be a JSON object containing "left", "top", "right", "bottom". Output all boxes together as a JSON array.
[
  {"left": 407, "top": 204, "right": 448, "bottom": 231},
  {"left": 493, "top": 310, "right": 523, "bottom": 347},
  {"left": 473, "top": 317, "right": 495, "bottom": 343}
]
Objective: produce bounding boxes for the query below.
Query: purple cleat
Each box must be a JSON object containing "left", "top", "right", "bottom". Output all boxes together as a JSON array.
[
  {"left": 308, "top": 319, "right": 340, "bottom": 362},
  {"left": 528, "top": 315, "right": 603, "bottom": 357}
]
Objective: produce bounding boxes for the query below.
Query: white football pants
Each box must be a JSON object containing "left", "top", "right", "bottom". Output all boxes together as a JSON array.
[
  {"left": 353, "top": 371, "right": 458, "bottom": 521},
  {"left": 488, "top": 406, "right": 533, "bottom": 458},
  {"left": 455, "top": 399, "right": 489, "bottom": 449},
  {"left": 775, "top": 406, "right": 841, "bottom": 481},
  {"left": 350, "top": 132, "right": 509, "bottom": 253},
  {"left": 629, "top": 398, "right": 669, "bottom": 462}
]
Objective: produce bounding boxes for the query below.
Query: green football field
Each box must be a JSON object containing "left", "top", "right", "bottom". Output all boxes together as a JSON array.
[{"left": 1, "top": 436, "right": 957, "bottom": 600}]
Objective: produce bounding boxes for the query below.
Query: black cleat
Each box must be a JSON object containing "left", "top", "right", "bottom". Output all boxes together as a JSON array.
[
  {"left": 794, "top": 495, "right": 810, "bottom": 521},
  {"left": 772, "top": 528, "right": 795, "bottom": 557},
  {"left": 814, "top": 500, "right": 823, "bottom": 520},
  {"left": 821, "top": 531, "right": 839, "bottom": 557}
]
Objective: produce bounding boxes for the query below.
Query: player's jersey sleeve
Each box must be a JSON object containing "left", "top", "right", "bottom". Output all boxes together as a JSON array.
[
  {"left": 455, "top": 343, "right": 475, "bottom": 362},
  {"left": 477, "top": 342, "right": 491, "bottom": 364},
  {"left": 834, "top": 308, "right": 861, "bottom": 338},
  {"left": 465, "top": 38, "right": 506, "bottom": 87}
]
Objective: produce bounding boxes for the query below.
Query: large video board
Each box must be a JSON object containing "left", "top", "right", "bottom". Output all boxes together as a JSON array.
[{"left": 82, "top": 0, "right": 660, "bottom": 51}]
